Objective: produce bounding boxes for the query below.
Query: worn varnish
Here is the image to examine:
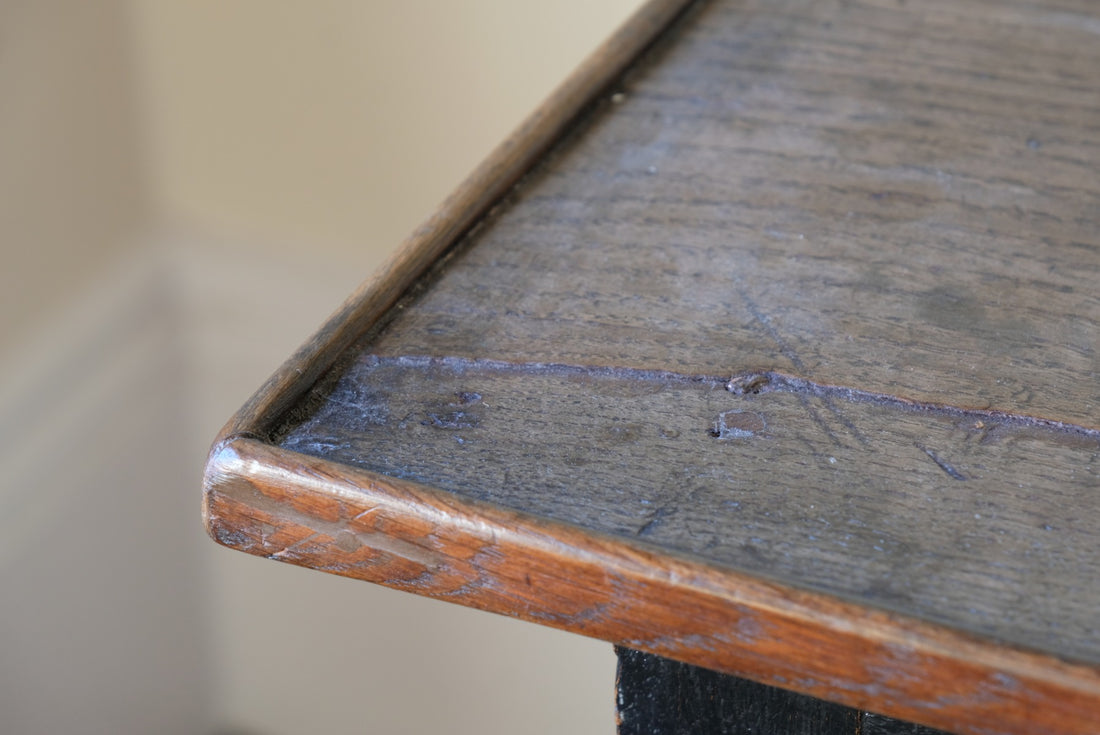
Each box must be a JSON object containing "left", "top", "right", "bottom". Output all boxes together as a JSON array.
[{"left": 205, "top": 1, "right": 1100, "bottom": 734}]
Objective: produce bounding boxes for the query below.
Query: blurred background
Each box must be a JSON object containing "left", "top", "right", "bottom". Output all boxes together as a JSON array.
[{"left": 0, "top": 1, "right": 643, "bottom": 732}]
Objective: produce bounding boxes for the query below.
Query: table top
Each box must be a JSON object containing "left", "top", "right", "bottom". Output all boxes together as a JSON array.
[{"left": 204, "top": 1, "right": 1100, "bottom": 733}]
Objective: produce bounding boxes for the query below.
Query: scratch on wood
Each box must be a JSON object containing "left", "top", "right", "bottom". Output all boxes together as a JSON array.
[
  {"left": 269, "top": 532, "right": 321, "bottom": 560},
  {"left": 821, "top": 394, "right": 870, "bottom": 447},
  {"left": 637, "top": 506, "right": 676, "bottom": 536},
  {"left": 916, "top": 444, "right": 967, "bottom": 481},
  {"left": 799, "top": 395, "right": 845, "bottom": 448},
  {"left": 736, "top": 288, "right": 808, "bottom": 373},
  {"left": 356, "top": 355, "right": 1100, "bottom": 443},
  {"left": 216, "top": 477, "right": 447, "bottom": 568},
  {"left": 735, "top": 290, "right": 867, "bottom": 446},
  {"left": 372, "top": 354, "right": 727, "bottom": 388}
]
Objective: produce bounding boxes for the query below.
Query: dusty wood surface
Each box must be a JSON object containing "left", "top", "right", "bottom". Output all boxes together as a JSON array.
[
  {"left": 615, "top": 647, "right": 949, "bottom": 735},
  {"left": 206, "top": 0, "right": 1100, "bottom": 733},
  {"left": 280, "top": 355, "right": 1100, "bottom": 666},
  {"left": 350, "top": 0, "right": 1100, "bottom": 429}
]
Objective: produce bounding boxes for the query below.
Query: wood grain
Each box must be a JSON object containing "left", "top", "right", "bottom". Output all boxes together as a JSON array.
[
  {"left": 360, "top": 0, "right": 1100, "bottom": 429},
  {"left": 205, "top": 0, "right": 1100, "bottom": 733}
]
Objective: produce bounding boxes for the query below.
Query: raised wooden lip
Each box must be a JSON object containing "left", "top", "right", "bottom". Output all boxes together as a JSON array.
[
  {"left": 217, "top": 0, "right": 701, "bottom": 444},
  {"left": 205, "top": 435, "right": 1100, "bottom": 735},
  {"left": 203, "top": 0, "right": 1100, "bottom": 732}
]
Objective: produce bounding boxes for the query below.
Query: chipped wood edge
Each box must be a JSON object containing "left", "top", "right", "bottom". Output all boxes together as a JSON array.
[
  {"left": 204, "top": 435, "right": 1100, "bottom": 735},
  {"left": 215, "top": 0, "right": 699, "bottom": 443}
]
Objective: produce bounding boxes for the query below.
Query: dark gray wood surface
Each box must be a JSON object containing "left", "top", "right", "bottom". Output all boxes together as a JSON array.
[
  {"left": 281, "top": 354, "right": 1099, "bottom": 664},
  {"left": 615, "top": 647, "right": 949, "bottom": 735},
  {"left": 275, "top": 0, "right": 1099, "bottom": 671},
  {"left": 615, "top": 647, "right": 863, "bottom": 734}
]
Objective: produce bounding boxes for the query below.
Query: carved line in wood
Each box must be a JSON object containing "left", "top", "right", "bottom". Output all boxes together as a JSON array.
[{"left": 334, "top": 353, "right": 1100, "bottom": 443}]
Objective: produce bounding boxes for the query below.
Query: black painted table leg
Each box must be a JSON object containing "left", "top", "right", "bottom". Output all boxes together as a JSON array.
[{"left": 614, "top": 647, "right": 952, "bottom": 735}]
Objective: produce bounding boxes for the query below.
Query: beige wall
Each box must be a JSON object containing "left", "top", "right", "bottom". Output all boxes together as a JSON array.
[
  {"left": 0, "top": 4, "right": 203, "bottom": 732},
  {"left": 0, "top": 0, "right": 149, "bottom": 350},
  {"left": 129, "top": 0, "right": 643, "bottom": 265},
  {"left": 136, "top": 5, "right": 642, "bottom": 731},
  {"left": 2, "top": 1, "right": 644, "bottom": 733}
]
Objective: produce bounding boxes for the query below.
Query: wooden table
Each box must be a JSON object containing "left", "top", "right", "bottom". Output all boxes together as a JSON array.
[{"left": 203, "top": 1, "right": 1100, "bottom": 732}]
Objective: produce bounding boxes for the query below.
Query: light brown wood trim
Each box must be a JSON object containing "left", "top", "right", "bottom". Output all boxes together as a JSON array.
[
  {"left": 205, "top": 436, "right": 1100, "bottom": 735},
  {"left": 219, "top": 0, "right": 698, "bottom": 441}
]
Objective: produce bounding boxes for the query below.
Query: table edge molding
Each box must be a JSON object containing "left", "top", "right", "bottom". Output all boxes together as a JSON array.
[{"left": 204, "top": 434, "right": 1100, "bottom": 735}]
